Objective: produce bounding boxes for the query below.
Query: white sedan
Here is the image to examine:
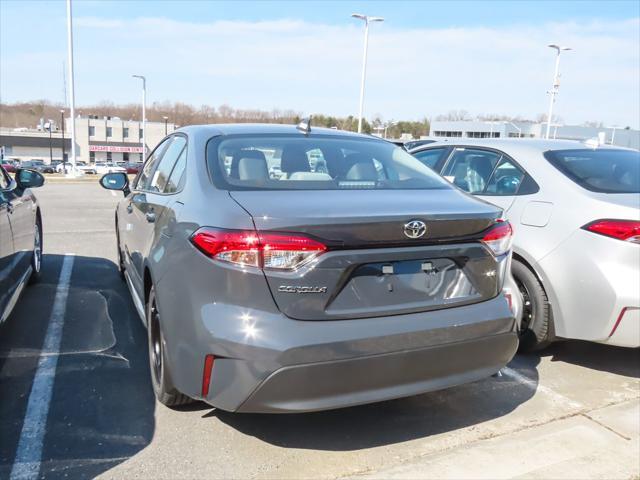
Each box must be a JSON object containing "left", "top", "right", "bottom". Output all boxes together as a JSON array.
[
  {"left": 411, "top": 139, "right": 639, "bottom": 350},
  {"left": 95, "top": 162, "right": 127, "bottom": 175}
]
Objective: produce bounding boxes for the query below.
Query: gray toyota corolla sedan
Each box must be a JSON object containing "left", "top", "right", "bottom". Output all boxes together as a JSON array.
[{"left": 100, "top": 122, "right": 518, "bottom": 413}]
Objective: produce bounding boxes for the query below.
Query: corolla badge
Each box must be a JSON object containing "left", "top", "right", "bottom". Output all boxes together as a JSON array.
[{"left": 403, "top": 220, "right": 427, "bottom": 239}]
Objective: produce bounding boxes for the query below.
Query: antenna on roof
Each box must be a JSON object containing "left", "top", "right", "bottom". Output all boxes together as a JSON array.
[{"left": 296, "top": 116, "right": 312, "bottom": 135}]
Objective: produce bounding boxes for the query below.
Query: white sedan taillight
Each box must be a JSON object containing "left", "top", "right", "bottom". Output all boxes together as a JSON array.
[
  {"left": 190, "top": 228, "right": 327, "bottom": 270},
  {"left": 481, "top": 220, "right": 513, "bottom": 256}
]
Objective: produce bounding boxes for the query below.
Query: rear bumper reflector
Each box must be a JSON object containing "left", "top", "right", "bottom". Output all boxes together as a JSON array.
[{"left": 202, "top": 354, "right": 216, "bottom": 397}]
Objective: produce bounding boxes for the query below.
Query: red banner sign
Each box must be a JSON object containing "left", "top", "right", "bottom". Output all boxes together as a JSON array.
[{"left": 89, "top": 145, "right": 143, "bottom": 153}]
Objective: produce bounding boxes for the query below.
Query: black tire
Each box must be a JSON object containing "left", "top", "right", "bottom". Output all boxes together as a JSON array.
[
  {"left": 146, "top": 286, "right": 193, "bottom": 407},
  {"left": 512, "top": 259, "right": 554, "bottom": 352},
  {"left": 115, "top": 221, "right": 126, "bottom": 281},
  {"left": 28, "top": 217, "right": 43, "bottom": 285}
]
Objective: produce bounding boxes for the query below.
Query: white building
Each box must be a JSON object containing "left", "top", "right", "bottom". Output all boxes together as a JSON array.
[
  {"left": 429, "top": 120, "right": 639, "bottom": 150},
  {"left": 1, "top": 115, "right": 176, "bottom": 164}
]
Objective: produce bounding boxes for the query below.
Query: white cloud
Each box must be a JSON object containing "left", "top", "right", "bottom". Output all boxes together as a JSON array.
[{"left": 4, "top": 16, "right": 639, "bottom": 127}]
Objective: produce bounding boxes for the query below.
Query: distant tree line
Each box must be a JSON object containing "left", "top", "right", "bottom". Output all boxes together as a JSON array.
[
  {"left": 0, "top": 100, "right": 433, "bottom": 138},
  {"left": 1, "top": 100, "right": 625, "bottom": 137}
]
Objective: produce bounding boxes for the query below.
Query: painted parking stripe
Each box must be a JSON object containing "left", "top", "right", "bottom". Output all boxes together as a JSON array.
[
  {"left": 10, "top": 255, "right": 75, "bottom": 480},
  {"left": 501, "top": 366, "right": 583, "bottom": 409}
]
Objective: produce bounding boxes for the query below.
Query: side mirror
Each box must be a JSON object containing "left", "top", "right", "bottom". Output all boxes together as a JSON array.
[
  {"left": 100, "top": 172, "right": 130, "bottom": 195},
  {"left": 16, "top": 169, "right": 45, "bottom": 189}
]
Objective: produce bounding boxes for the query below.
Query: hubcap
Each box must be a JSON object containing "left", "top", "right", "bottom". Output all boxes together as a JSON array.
[
  {"left": 517, "top": 279, "right": 534, "bottom": 333},
  {"left": 150, "top": 301, "right": 163, "bottom": 385},
  {"left": 33, "top": 226, "right": 42, "bottom": 273}
]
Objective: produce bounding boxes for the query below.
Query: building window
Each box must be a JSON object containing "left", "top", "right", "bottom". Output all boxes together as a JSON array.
[
  {"left": 107, "top": 152, "right": 112, "bottom": 162},
  {"left": 89, "top": 151, "right": 95, "bottom": 163},
  {"left": 89, "top": 126, "right": 95, "bottom": 136},
  {"left": 106, "top": 127, "right": 113, "bottom": 137},
  {"left": 139, "top": 128, "right": 144, "bottom": 139},
  {"left": 466, "top": 131, "right": 499, "bottom": 138},
  {"left": 123, "top": 127, "right": 129, "bottom": 138},
  {"left": 433, "top": 131, "right": 462, "bottom": 138},
  {"left": 123, "top": 152, "right": 129, "bottom": 162}
]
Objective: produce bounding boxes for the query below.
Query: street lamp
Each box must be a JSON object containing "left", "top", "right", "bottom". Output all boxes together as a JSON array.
[
  {"left": 163, "top": 116, "right": 168, "bottom": 136},
  {"left": 384, "top": 120, "right": 397, "bottom": 139},
  {"left": 351, "top": 13, "right": 384, "bottom": 133},
  {"left": 44, "top": 120, "right": 53, "bottom": 164},
  {"left": 545, "top": 44, "right": 572, "bottom": 139},
  {"left": 60, "top": 109, "right": 66, "bottom": 173},
  {"left": 132, "top": 74, "right": 146, "bottom": 161}
]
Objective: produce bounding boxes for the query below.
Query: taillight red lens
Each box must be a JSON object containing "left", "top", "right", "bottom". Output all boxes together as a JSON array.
[
  {"left": 583, "top": 219, "right": 640, "bottom": 244},
  {"left": 481, "top": 220, "right": 513, "bottom": 256},
  {"left": 190, "top": 228, "right": 327, "bottom": 270}
]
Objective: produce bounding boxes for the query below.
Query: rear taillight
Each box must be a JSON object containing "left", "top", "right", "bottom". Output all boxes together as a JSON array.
[
  {"left": 583, "top": 219, "right": 640, "bottom": 244},
  {"left": 190, "top": 228, "right": 327, "bottom": 270},
  {"left": 481, "top": 220, "right": 513, "bottom": 256}
]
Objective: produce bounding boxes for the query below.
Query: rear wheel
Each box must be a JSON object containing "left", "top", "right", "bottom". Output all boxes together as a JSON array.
[
  {"left": 116, "top": 224, "right": 126, "bottom": 281},
  {"left": 28, "top": 218, "right": 42, "bottom": 285},
  {"left": 147, "top": 287, "right": 193, "bottom": 407},
  {"left": 512, "top": 259, "right": 554, "bottom": 352}
]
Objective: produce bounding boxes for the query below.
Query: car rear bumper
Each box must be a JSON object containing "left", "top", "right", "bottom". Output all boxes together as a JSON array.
[
  {"left": 536, "top": 229, "right": 640, "bottom": 347},
  {"left": 169, "top": 294, "right": 517, "bottom": 413},
  {"left": 236, "top": 332, "right": 517, "bottom": 413}
]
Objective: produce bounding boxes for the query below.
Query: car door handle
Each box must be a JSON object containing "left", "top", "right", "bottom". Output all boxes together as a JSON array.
[
  {"left": 145, "top": 212, "right": 156, "bottom": 223},
  {"left": 126, "top": 203, "right": 133, "bottom": 214}
]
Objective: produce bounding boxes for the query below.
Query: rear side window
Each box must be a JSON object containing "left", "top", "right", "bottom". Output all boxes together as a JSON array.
[
  {"left": 544, "top": 149, "right": 640, "bottom": 193},
  {"left": 165, "top": 148, "right": 187, "bottom": 193},
  {"left": 442, "top": 148, "right": 502, "bottom": 193},
  {"left": 485, "top": 158, "right": 526, "bottom": 195},
  {"left": 207, "top": 134, "right": 451, "bottom": 191},
  {"left": 149, "top": 136, "right": 187, "bottom": 193},
  {"left": 136, "top": 137, "right": 172, "bottom": 190},
  {"left": 412, "top": 147, "right": 447, "bottom": 170}
]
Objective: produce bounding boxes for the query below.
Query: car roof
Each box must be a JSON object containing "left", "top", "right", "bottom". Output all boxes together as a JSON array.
[
  {"left": 177, "top": 123, "right": 378, "bottom": 140},
  {"left": 411, "top": 137, "right": 630, "bottom": 156}
]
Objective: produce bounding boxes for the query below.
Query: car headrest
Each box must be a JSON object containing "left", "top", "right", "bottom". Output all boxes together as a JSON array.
[
  {"left": 230, "top": 149, "right": 266, "bottom": 179},
  {"left": 280, "top": 145, "right": 310, "bottom": 174},
  {"left": 237, "top": 154, "right": 268, "bottom": 182},
  {"left": 342, "top": 153, "right": 378, "bottom": 181}
]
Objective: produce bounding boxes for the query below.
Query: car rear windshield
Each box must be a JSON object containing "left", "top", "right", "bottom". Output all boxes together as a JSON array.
[
  {"left": 207, "top": 134, "right": 452, "bottom": 191},
  {"left": 544, "top": 148, "right": 640, "bottom": 193}
]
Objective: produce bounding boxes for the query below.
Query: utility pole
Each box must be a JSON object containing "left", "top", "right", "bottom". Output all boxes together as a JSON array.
[
  {"left": 352, "top": 13, "right": 384, "bottom": 133},
  {"left": 545, "top": 44, "right": 572, "bottom": 139},
  {"left": 66, "top": 0, "right": 78, "bottom": 173}
]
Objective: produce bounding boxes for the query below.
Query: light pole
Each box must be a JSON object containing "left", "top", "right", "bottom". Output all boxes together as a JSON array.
[
  {"left": 66, "top": 0, "right": 78, "bottom": 173},
  {"left": 60, "top": 109, "right": 66, "bottom": 173},
  {"left": 545, "top": 44, "right": 572, "bottom": 139},
  {"left": 45, "top": 121, "right": 53, "bottom": 164},
  {"left": 163, "top": 116, "right": 168, "bottom": 136},
  {"left": 384, "top": 120, "right": 397, "bottom": 139},
  {"left": 352, "top": 13, "right": 384, "bottom": 133},
  {"left": 132, "top": 75, "right": 146, "bottom": 161}
]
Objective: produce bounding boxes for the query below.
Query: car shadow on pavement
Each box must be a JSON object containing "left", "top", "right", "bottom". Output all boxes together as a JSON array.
[
  {"left": 212, "top": 357, "right": 541, "bottom": 451},
  {"left": 0, "top": 255, "right": 155, "bottom": 480},
  {"left": 539, "top": 340, "right": 640, "bottom": 378}
]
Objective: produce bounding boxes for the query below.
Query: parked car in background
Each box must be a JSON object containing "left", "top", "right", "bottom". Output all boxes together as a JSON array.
[
  {"left": 95, "top": 162, "right": 127, "bottom": 175},
  {"left": 0, "top": 166, "right": 44, "bottom": 324},
  {"left": 1, "top": 159, "right": 18, "bottom": 173},
  {"left": 21, "top": 159, "right": 55, "bottom": 174},
  {"left": 100, "top": 123, "right": 519, "bottom": 412},
  {"left": 403, "top": 139, "right": 438, "bottom": 150},
  {"left": 56, "top": 160, "right": 97, "bottom": 175},
  {"left": 124, "top": 162, "right": 143, "bottom": 174},
  {"left": 410, "top": 139, "right": 640, "bottom": 350}
]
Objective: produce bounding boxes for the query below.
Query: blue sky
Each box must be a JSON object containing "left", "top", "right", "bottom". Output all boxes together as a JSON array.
[{"left": 1, "top": 1, "right": 639, "bottom": 127}]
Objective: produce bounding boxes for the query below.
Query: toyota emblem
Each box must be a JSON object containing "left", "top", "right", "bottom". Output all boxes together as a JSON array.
[{"left": 403, "top": 220, "right": 427, "bottom": 239}]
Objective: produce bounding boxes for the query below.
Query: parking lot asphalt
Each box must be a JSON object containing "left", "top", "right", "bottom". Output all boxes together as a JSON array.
[{"left": 0, "top": 182, "right": 638, "bottom": 479}]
